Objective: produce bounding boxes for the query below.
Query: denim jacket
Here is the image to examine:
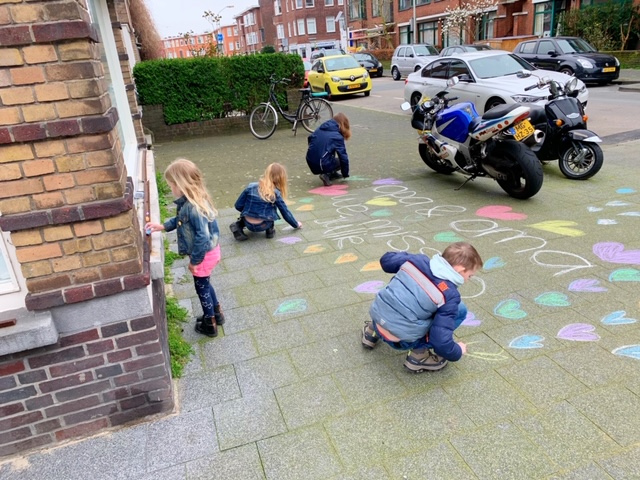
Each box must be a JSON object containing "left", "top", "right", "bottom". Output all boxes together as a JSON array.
[
  {"left": 234, "top": 183, "right": 299, "bottom": 229},
  {"left": 163, "top": 196, "right": 219, "bottom": 265}
]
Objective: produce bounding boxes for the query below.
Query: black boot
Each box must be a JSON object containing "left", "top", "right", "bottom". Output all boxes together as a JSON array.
[
  {"left": 230, "top": 218, "right": 248, "bottom": 241},
  {"left": 265, "top": 226, "right": 275, "bottom": 239},
  {"left": 195, "top": 316, "right": 218, "bottom": 337},
  {"left": 214, "top": 304, "right": 225, "bottom": 326}
]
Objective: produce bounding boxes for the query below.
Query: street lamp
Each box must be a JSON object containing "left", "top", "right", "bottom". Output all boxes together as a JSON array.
[{"left": 203, "top": 5, "right": 234, "bottom": 55}]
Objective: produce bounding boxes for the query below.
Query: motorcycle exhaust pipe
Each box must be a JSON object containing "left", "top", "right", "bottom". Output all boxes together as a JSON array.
[
  {"left": 533, "top": 129, "right": 545, "bottom": 144},
  {"left": 426, "top": 135, "right": 456, "bottom": 160}
]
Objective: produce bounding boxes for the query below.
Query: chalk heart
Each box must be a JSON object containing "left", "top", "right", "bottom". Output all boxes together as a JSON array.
[
  {"left": 557, "top": 323, "right": 600, "bottom": 342},
  {"left": 612, "top": 345, "right": 640, "bottom": 360},
  {"left": 308, "top": 184, "right": 349, "bottom": 196},
  {"left": 616, "top": 187, "right": 636, "bottom": 194},
  {"left": 601, "top": 311, "right": 637, "bottom": 325},
  {"left": 372, "top": 178, "right": 403, "bottom": 185},
  {"left": 361, "top": 261, "right": 382, "bottom": 272},
  {"left": 494, "top": 299, "right": 527, "bottom": 320},
  {"left": 354, "top": 280, "right": 384, "bottom": 294},
  {"left": 597, "top": 219, "right": 617, "bottom": 225},
  {"left": 606, "top": 200, "right": 631, "bottom": 207},
  {"left": 484, "top": 257, "right": 505, "bottom": 270},
  {"left": 509, "top": 335, "right": 545, "bottom": 349},
  {"left": 304, "top": 244, "right": 325, "bottom": 254},
  {"left": 296, "top": 204, "right": 314, "bottom": 212},
  {"left": 371, "top": 209, "right": 393, "bottom": 217},
  {"left": 609, "top": 268, "right": 640, "bottom": 282},
  {"left": 568, "top": 279, "right": 607, "bottom": 293},
  {"left": 298, "top": 197, "right": 314, "bottom": 203},
  {"left": 535, "top": 292, "right": 571, "bottom": 307},
  {"left": 366, "top": 197, "right": 397, "bottom": 207},
  {"left": 476, "top": 205, "right": 527, "bottom": 221},
  {"left": 278, "top": 236, "right": 302, "bottom": 245},
  {"left": 335, "top": 253, "right": 358, "bottom": 264},
  {"left": 593, "top": 242, "right": 640, "bottom": 265},
  {"left": 529, "top": 220, "right": 585, "bottom": 237},
  {"left": 462, "top": 311, "right": 481, "bottom": 327},
  {"left": 587, "top": 206, "right": 603, "bottom": 212},
  {"left": 274, "top": 299, "right": 307, "bottom": 315},
  {"left": 619, "top": 212, "right": 640, "bottom": 217},
  {"left": 434, "top": 231, "right": 464, "bottom": 242}
]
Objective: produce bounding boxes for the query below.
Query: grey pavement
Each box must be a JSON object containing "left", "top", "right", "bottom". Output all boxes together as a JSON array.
[{"left": 2, "top": 77, "right": 640, "bottom": 479}]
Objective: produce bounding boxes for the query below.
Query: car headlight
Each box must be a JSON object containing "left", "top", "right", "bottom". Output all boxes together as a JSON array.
[
  {"left": 511, "top": 94, "right": 545, "bottom": 103},
  {"left": 615, "top": 57, "right": 620, "bottom": 67},
  {"left": 363, "top": 71, "right": 369, "bottom": 79},
  {"left": 577, "top": 58, "right": 594, "bottom": 69},
  {"left": 331, "top": 76, "right": 341, "bottom": 82}
]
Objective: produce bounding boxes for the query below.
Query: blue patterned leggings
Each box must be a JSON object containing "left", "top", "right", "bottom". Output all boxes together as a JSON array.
[{"left": 193, "top": 276, "right": 218, "bottom": 317}]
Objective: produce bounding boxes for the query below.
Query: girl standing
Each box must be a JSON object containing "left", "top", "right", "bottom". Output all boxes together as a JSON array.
[
  {"left": 230, "top": 163, "right": 302, "bottom": 241},
  {"left": 145, "top": 158, "right": 224, "bottom": 338}
]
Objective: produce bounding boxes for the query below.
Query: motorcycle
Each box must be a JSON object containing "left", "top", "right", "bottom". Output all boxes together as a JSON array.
[
  {"left": 515, "top": 71, "right": 603, "bottom": 180},
  {"left": 402, "top": 77, "right": 543, "bottom": 199}
]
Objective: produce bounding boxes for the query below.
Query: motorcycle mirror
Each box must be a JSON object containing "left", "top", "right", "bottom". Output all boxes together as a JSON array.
[
  {"left": 401, "top": 102, "right": 412, "bottom": 111},
  {"left": 447, "top": 76, "right": 459, "bottom": 87},
  {"left": 565, "top": 77, "right": 578, "bottom": 93},
  {"left": 516, "top": 70, "right": 532, "bottom": 78}
]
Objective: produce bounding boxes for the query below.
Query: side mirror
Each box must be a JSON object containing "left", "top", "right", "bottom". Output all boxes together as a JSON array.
[
  {"left": 457, "top": 74, "right": 472, "bottom": 82},
  {"left": 409, "top": 53, "right": 414, "bottom": 58},
  {"left": 317, "top": 67, "right": 324, "bottom": 74},
  {"left": 516, "top": 69, "right": 532, "bottom": 78},
  {"left": 548, "top": 50, "right": 558, "bottom": 57},
  {"left": 401, "top": 102, "right": 412, "bottom": 111},
  {"left": 446, "top": 76, "right": 460, "bottom": 87}
]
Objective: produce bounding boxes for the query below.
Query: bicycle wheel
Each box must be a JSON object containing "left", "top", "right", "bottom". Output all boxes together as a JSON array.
[
  {"left": 300, "top": 98, "right": 333, "bottom": 133},
  {"left": 249, "top": 103, "right": 277, "bottom": 139}
]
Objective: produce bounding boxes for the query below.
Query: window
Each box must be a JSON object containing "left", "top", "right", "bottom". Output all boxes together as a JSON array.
[
  {"left": 396, "top": 46, "right": 406, "bottom": 57},
  {"left": 306, "top": 0, "right": 314, "bottom": 6},
  {"left": 0, "top": 231, "right": 24, "bottom": 311},
  {"left": 534, "top": 1, "right": 553, "bottom": 36},
  {"left": 399, "top": 25, "right": 410, "bottom": 44},
  {"left": 296, "top": 0, "right": 303, "bottom": 8},
  {"left": 338, "top": 0, "right": 343, "bottom": 4},
  {"left": 326, "top": 16, "right": 336, "bottom": 33},
  {"left": 325, "top": 0, "right": 334, "bottom": 4},
  {"left": 519, "top": 41, "right": 536, "bottom": 54},
  {"left": 419, "top": 21, "right": 438, "bottom": 45},
  {"left": 423, "top": 60, "right": 449, "bottom": 78},
  {"left": 448, "top": 60, "right": 470, "bottom": 78},
  {"left": 478, "top": 11, "right": 495, "bottom": 40},
  {"left": 399, "top": 0, "right": 411, "bottom": 9},
  {"left": 277, "top": 24, "right": 285, "bottom": 39},
  {"left": 349, "top": 0, "right": 366, "bottom": 19},
  {"left": 307, "top": 18, "right": 317, "bottom": 34},
  {"left": 537, "top": 39, "right": 555, "bottom": 54},
  {"left": 275, "top": 0, "right": 282, "bottom": 14},
  {"left": 288, "top": 22, "right": 291, "bottom": 36},
  {"left": 297, "top": 18, "right": 305, "bottom": 35}
]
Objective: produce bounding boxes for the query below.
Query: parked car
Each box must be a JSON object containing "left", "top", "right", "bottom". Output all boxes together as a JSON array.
[
  {"left": 303, "top": 59, "right": 312, "bottom": 87},
  {"left": 310, "top": 48, "right": 345, "bottom": 60},
  {"left": 353, "top": 52, "right": 384, "bottom": 77},
  {"left": 307, "top": 54, "right": 371, "bottom": 98},
  {"left": 403, "top": 50, "right": 589, "bottom": 114},
  {"left": 513, "top": 36, "right": 619, "bottom": 85},
  {"left": 391, "top": 44, "right": 439, "bottom": 80},
  {"left": 439, "top": 44, "right": 492, "bottom": 57}
]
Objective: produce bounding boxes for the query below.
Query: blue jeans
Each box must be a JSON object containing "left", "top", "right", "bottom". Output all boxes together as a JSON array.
[
  {"left": 373, "top": 302, "right": 467, "bottom": 351},
  {"left": 193, "top": 276, "right": 218, "bottom": 317},
  {"left": 242, "top": 217, "right": 273, "bottom": 233}
]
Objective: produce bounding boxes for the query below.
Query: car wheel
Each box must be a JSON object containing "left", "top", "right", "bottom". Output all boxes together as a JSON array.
[
  {"left": 410, "top": 92, "right": 422, "bottom": 107},
  {"left": 324, "top": 84, "right": 332, "bottom": 100},
  {"left": 485, "top": 97, "right": 505, "bottom": 112},
  {"left": 559, "top": 67, "right": 574, "bottom": 76},
  {"left": 391, "top": 66, "right": 401, "bottom": 81},
  {"left": 378, "top": 70, "right": 384, "bottom": 78}
]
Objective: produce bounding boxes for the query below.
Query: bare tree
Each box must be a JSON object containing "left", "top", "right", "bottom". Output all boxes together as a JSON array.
[
  {"left": 441, "top": 0, "right": 497, "bottom": 45},
  {"left": 129, "top": 0, "right": 163, "bottom": 60},
  {"left": 371, "top": 0, "right": 395, "bottom": 49}
]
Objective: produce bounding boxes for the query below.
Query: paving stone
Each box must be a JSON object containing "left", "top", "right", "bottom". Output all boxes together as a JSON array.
[
  {"left": 332, "top": 361, "right": 408, "bottom": 409},
  {"left": 276, "top": 271, "right": 324, "bottom": 296},
  {"left": 327, "top": 465, "right": 392, "bottom": 480},
  {"left": 185, "top": 443, "right": 265, "bottom": 480},
  {"left": 289, "top": 336, "right": 367, "bottom": 379},
  {"left": 386, "top": 441, "right": 478, "bottom": 479},
  {"left": 598, "top": 445, "right": 640, "bottom": 479},
  {"left": 251, "top": 318, "right": 309, "bottom": 355},
  {"left": 178, "top": 364, "right": 241, "bottom": 412},
  {"left": 201, "top": 331, "right": 258, "bottom": 369},
  {"left": 220, "top": 303, "right": 272, "bottom": 335},
  {"left": 232, "top": 281, "right": 285, "bottom": 307},
  {"left": 310, "top": 284, "right": 367, "bottom": 312},
  {"left": 235, "top": 351, "right": 299, "bottom": 396},
  {"left": 547, "top": 462, "right": 613, "bottom": 480},
  {"left": 265, "top": 294, "right": 319, "bottom": 322},
  {"left": 249, "top": 262, "right": 294, "bottom": 283},
  {"left": 138, "top": 464, "right": 187, "bottom": 480}
]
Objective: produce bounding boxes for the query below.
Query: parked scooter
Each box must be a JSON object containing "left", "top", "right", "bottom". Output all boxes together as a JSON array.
[
  {"left": 402, "top": 77, "right": 543, "bottom": 199},
  {"left": 515, "top": 71, "right": 603, "bottom": 180}
]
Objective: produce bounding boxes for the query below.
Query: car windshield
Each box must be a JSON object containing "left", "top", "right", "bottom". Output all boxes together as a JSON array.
[
  {"left": 415, "top": 45, "right": 438, "bottom": 56},
  {"left": 324, "top": 56, "right": 361, "bottom": 71},
  {"left": 354, "top": 53, "right": 371, "bottom": 61},
  {"left": 556, "top": 38, "right": 597, "bottom": 54},
  {"left": 469, "top": 53, "right": 534, "bottom": 78}
]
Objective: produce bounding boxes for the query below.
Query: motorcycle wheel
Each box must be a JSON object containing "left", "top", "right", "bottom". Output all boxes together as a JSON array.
[
  {"left": 558, "top": 142, "right": 603, "bottom": 180},
  {"left": 419, "top": 143, "right": 456, "bottom": 174},
  {"left": 494, "top": 141, "right": 544, "bottom": 199}
]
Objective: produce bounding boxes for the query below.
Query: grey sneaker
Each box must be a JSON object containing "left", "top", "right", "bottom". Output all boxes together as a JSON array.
[
  {"left": 361, "top": 321, "right": 379, "bottom": 349},
  {"left": 404, "top": 349, "right": 448, "bottom": 372},
  {"left": 319, "top": 174, "right": 331, "bottom": 186}
]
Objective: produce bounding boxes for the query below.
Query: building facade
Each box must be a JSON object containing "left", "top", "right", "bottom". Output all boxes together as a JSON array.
[
  {"left": 212, "top": 24, "right": 242, "bottom": 56},
  {"left": 162, "top": 32, "right": 217, "bottom": 59}
]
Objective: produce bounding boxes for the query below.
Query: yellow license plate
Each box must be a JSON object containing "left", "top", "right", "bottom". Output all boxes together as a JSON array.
[
  {"left": 602, "top": 67, "right": 616, "bottom": 73},
  {"left": 370, "top": 68, "right": 377, "bottom": 73},
  {"left": 514, "top": 119, "right": 534, "bottom": 141},
  {"left": 347, "top": 84, "right": 361, "bottom": 89}
]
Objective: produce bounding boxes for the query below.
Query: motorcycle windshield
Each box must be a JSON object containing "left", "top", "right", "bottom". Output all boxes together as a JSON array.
[{"left": 547, "top": 97, "right": 584, "bottom": 127}]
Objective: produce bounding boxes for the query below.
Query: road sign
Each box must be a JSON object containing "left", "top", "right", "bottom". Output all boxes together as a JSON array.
[{"left": 217, "top": 33, "right": 223, "bottom": 42}]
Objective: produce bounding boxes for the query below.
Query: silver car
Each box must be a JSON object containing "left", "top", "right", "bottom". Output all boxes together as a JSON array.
[
  {"left": 403, "top": 50, "right": 589, "bottom": 114},
  {"left": 391, "top": 44, "right": 439, "bottom": 81}
]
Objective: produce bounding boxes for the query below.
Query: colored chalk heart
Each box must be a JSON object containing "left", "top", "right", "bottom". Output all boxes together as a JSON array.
[
  {"left": 371, "top": 209, "right": 393, "bottom": 217},
  {"left": 601, "top": 311, "right": 637, "bottom": 325},
  {"left": 557, "top": 323, "right": 600, "bottom": 342},
  {"left": 403, "top": 214, "right": 425, "bottom": 221},
  {"left": 509, "top": 335, "right": 545, "bottom": 349},
  {"left": 529, "top": 220, "right": 585, "bottom": 237},
  {"left": 434, "top": 231, "right": 464, "bottom": 242},
  {"left": 296, "top": 204, "right": 314, "bottom": 211},
  {"left": 335, "top": 253, "right": 358, "bottom": 264},
  {"left": 483, "top": 257, "right": 505, "bottom": 270},
  {"left": 354, "top": 280, "right": 384, "bottom": 294},
  {"left": 298, "top": 197, "right": 314, "bottom": 203},
  {"left": 462, "top": 311, "right": 481, "bottom": 327},
  {"left": 309, "top": 184, "right": 349, "bottom": 196},
  {"left": 361, "top": 261, "right": 381, "bottom": 272},
  {"left": 609, "top": 268, "right": 640, "bottom": 282},
  {"left": 476, "top": 205, "right": 527, "bottom": 221},
  {"left": 612, "top": 345, "right": 640, "bottom": 360},
  {"left": 304, "top": 244, "right": 325, "bottom": 254},
  {"left": 593, "top": 242, "right": 640, "bottom": 265},
  {"left": 597, "top": 219, "right": 617, "bottom": 225},
  {"left": 606, "top": 201, "right": 631, "bottom": 207},
  {"left": 619, "top": 212, "right": 640, "bottom": 217},
  {"left": 535, "top": 292, "right": 570, "bottom": 307},
  {"left": 372, "top": 178, "right": 402, "bottom": 185},
  {"left": 278, "top": 236, "right": 302, "bottom": 245},
  {"left": 274, "top": 299, "right": 307, "bottom": 315},
  {"left": 494, "top": 299, "right": 527, "bottom": 319},
  {"left": 617, "top": 188, "right": 636, "bottom": 194},
  {"left": 346, "top": 175, "right": 367, "bottom": 181},
  {"left": 587, "top": 206, "right": 603, "bottom": 212},
  {"left": 365, "top": 197, "right": 397, "bottom": 207},
  {"left": 568, "top": 279, "right": 607, "bottom": 293}
]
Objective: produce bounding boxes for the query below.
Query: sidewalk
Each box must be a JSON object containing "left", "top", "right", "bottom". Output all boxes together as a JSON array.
[
  {"left": 2, "top": 105, "right": 640, "bottom": 479},
  {"left": 618, "top": 68, "right": 640, "bottom": 92}
]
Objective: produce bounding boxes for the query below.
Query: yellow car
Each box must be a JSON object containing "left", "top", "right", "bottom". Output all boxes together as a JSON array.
[{"left": 307, "top": 54, "right": 372, "bottom": 99}]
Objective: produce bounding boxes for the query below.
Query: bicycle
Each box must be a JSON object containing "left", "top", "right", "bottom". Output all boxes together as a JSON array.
[{"left": 249, "top": 74, "right": 334, "bottom": 140}]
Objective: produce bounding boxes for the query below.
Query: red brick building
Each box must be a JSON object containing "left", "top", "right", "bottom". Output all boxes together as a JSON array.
[
  {"left": 161, "top": 32, "right": 217, "bottom": 59},
  {"left": 212, "top": 23, "right": 242, "bottom": 56}
]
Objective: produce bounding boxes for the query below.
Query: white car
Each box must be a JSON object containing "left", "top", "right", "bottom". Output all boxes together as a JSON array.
[{"left": 403, "top": 50, "right": 589, "bottom": 114}]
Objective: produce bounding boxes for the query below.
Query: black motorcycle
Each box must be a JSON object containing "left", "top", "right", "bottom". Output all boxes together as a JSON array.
[{"left": 516, "top": 71, "right": 603, "bottom": 180}]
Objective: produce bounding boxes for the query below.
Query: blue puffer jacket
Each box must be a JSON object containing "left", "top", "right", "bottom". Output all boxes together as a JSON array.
[
  {"left": 369, "top": 251, "right": 464, "bottom": 361},
  {"left": 306, "top": 119, "right": 350, "bottom": 177},
  {"left": 163, "top": 196, "right": 219, "bottom": 266}
]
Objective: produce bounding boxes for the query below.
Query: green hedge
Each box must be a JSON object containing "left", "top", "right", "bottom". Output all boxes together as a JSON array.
[
  {"left": 133, "top": 54, "right": 305, "bottom": 124},
  {"left": 605, "top": 50, "right": 640, "bottom": 69}
]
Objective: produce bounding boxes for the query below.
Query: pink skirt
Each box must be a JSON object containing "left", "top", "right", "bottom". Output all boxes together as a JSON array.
[{"left": 191, "top": 245, "right": 221, "bottom": 277}]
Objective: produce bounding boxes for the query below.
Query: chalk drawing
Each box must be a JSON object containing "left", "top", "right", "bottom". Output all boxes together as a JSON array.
[
  {"left": 365, "top": 197, "right": 397, "bottom": 207},
  {"left": 617, "top": 188, "right": 636, "bottom": 194},
  {"left": 278, "top": 237, "right": 303, "bottom": 245},
  {"left": 372, "top": 178, "right": 403, "bottom": 185},
  {"left": 476, "top": 205, "right": 527, "bottom": 221},
  {"left": 557, "top": 323, "right": 600, "bottom": 342},
  {"left": 465, "top": 351, "right": 509, "bottom": 361},
  {"left": 274, "top": 299, "right": 307, "bottom": 315},
  {"left": 619, "top": 212, "right": 640, "bottom": 217},
  {"left": 361, "top": 261, "right": 382, "bottom": 272},
  {"left": 354, "top": 280, "right": 384, "bottom": 294},
  {"left": 297, "top": 197, "right": 314, "bottom": 203},
  {"left": 494, "top": 299, "right": 527, "bottom": 319},
  {"left": 612, "top": 345, "right": 640, "bottom": 360},
  {"left": 371, "top": 209, "right": 393, "bottom": 217},
  {"left": 597, "top": 219, "right": 617, "bottom": 225},
  {"left": 434, "top": 231, "right": 464, "bottom": 242},
  {"left": 309, "top": 184, "right": 349, "bottom": 196},
  {"left": 568, "top": 279, "right": 607, "bottom": 292},
  {"left": 530, "top": 250, "right": 595, "bottom": 276},
  {"left": 601, "top": 311, "right": 637, "bottom": 325},
  {"left": 304, "top": 245, "right": 325, "bottom": 254},
  {"left": 587, "top": 206, "right": 603, "bottom": 212},
  {"left": 535, "top": 292, "right": 571, "bottom": 307},
  {"left": 296, "top": 204, "right": 314, "bottom": 212},
  {"left": 509, "top": 335, "right": 545, "bottom": 349},
  {"left": 606, "top": 201, "right": 631, "bottom": 207},
  {"left": 483, "top": 257, "right": 506, "bottom": 270},
  {"left": 372, "top": 185, "right": 434, "bottom": 207},
  {"left": 461, "top": 276, "right": 487, "bottom": 299},
  {"left": 335, "top": 253, "right": 358, "bottom": 264},
  {"left": 593, "top": 242, "right": 640, "bottom": 264},
  {"left": 415, "top": 205, "right": 466, "bottom": 218},
  {"left": 609, "top": 268, "right": 640, "bottom": 282},
  {"left": 346, "top": 175, "right": 368, "bottom": 181},
  {"left": 462, "top": 311, "right": 481, "bottom": 326},
  {"left": 529, "top": 220, "right": 585, "bottom": 237}
]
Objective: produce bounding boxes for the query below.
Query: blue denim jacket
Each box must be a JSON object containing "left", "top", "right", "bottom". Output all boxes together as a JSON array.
[
  {"left": 163, "top": 196, "right": 219, "bottom": 265},
  {"left": 234, "top": 183, "right": 299, "bottom": 229}
]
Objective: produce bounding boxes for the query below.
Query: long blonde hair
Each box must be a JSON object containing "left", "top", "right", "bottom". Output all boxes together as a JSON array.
[
  {"left": 164, "top": 158, "right": 217, "bottom": 220},
  {"left": 258, "top": 163, "right": 288, "bottom": 203}
]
